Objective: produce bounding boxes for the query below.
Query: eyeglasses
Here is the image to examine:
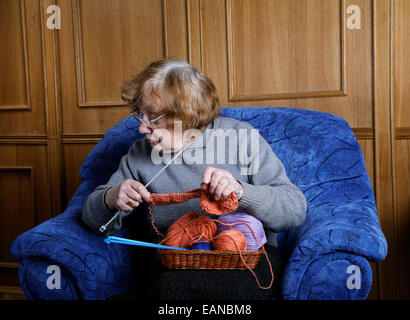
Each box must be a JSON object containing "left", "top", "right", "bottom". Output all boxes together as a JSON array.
[{"left": 132, "top": 112, "right": 165, "bottom": 129}]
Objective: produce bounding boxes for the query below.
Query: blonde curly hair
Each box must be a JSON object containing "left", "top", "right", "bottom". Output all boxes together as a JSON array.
[{"left": 121, "top": 58, "right": 221, "bottom": 130}]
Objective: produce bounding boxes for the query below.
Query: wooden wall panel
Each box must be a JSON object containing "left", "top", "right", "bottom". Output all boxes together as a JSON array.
[
  {"left": 373, "top": 0, "right": 396, "bottom": 299},
  {"left": 72, "top": 0, "right": 164, "bottom": 106},
  {"left": 63, "top": 143, "right": 96, "bottom": 206},
  {"left": 228, "top": 0, "right": 343, "bottom": 99},
  {"left": 0, "top": 167, "right": 36, "bottom": 266},
  {"left": 0, "top": 0, "right": 29, "bottom": 108},
  {"left": 199, "top": 0, "right": 373, "bottom": 129},
  {"left": 0, "top": 144, "right": 51, "bottom": 228},
  {"left": 394, "top": 140, "right": 410, "bottom": 299},
  {"left": 393, "top": 0, "right": 410, "bottom": 129},
  {"left": 0, "top": 0, "right": 46, "bottom": 136},
  {"left": 165, "top": 0, "right": 189, "bottom": 61},
  {"left": 358, "top": 138, "right": 378, "bottom": 300},
  {"left": 0, "top": 144, "right": 51, "bottom": 294},
  {"left": 0, "top": 0, "right": 50, "bottom": 298},
  {"left": 0, "top": 168, "right": 36, "bottom": 264},
  {"left": 57, "top": 0, "right": 189, "bottom": 136},
  {"left": 392, "top": 0, "right": 410, "bottom": 299},
  {"left": 358, "top": 139, "right": 374, "bottom": 188}
]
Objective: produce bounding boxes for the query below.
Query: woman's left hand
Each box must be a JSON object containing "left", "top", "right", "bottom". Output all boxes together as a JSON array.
[{"left": 201, "top": 166, "right": 243, "bottom": 201}]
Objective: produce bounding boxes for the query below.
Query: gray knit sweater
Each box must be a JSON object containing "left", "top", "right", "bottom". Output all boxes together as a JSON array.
[{"left": 82, "top": 116, "right": 307, "bottom": 247}]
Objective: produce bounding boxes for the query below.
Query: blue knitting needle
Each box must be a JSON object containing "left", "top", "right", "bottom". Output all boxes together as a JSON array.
[{"left": 104, "top": 236, "right": 188, "bottom": 250}]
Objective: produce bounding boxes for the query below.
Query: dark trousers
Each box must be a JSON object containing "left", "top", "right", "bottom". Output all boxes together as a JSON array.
[{"left": 108, "top": 244, "right": 286, "bottom": 300}]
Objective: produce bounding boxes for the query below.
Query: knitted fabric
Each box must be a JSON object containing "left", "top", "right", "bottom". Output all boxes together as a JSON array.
[{"left": 149, "top": 188, "right": 239, "bottom": 215}]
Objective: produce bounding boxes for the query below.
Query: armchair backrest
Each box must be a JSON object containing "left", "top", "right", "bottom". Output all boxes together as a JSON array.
[
  {"left": 220, "top": 107, "right": 368, "bottom": 189},
  {"left": 80, "top": 107, "right": 367, "bottom": 186}
]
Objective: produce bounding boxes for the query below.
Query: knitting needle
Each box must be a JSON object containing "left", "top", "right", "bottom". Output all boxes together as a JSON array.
[
  {"left": 104, "top": 236, "right": 188, "bottom": 250},
  {"left": 99, "top": 142, "right": 194, "bottom": 233}
]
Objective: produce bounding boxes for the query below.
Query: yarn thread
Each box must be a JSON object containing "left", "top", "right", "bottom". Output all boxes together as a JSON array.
[{"left": 148, "top": 189, "right": 274, "bottom": 290}]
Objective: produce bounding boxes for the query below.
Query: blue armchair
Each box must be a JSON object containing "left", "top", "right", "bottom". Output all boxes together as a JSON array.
[{"left": 9, "top": 107, "right": 387, "bottom": 300}]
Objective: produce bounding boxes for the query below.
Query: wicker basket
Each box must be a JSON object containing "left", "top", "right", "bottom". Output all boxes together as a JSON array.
[{"left": 157, "top": 249, "right": 263, "bottom": 270}]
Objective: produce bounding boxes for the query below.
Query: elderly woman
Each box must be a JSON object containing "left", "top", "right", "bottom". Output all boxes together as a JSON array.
[{"left": 82, "top": 58, "right": 307, "bottom": 300}]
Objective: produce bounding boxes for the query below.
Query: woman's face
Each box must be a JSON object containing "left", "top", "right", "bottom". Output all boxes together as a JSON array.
[{"left": 138, "top": 93, "right": 188, "bottom": 153}]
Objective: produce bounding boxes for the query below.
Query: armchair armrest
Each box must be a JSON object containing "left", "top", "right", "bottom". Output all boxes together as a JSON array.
[
  {"left": 281, "top": 177, "right": 387, "bottom": 299},
  {"left": 10, "top": 204, "right": 137, "bottom": 300}
]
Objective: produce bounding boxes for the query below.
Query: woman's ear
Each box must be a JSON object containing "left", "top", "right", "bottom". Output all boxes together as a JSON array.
[{"left": 183, "top": 127, "right": 202, "bottom": 142}]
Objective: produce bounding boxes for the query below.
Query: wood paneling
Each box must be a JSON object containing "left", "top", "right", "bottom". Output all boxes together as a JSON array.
[
  {"left": 0, "top": 145, "right": 51, "bottom": 225},
  {"left": 1, "top": 0, "right": 409, "bottom": 300},
  {"left": 164, "top": 0, "right": 189, "bottom": 61},
  {"left": 0, "top": 0, "right": 46, "bottom": 136},
  {"left": 0, "top": 168, "right": 35, "bottom": 264},
  {"left": 358, "top": 138, "right": 378, "bottom": 300},
  {"left": 358, "top": 139, "right": 374, "bottom": 188},
  {"left": 57, "top": 0, "right": 189, "bottom": 134},
  {"left": 227, "top": 0, "right": 344, "bottom": 100},
  {"left": 394, "top": 140, "right": 410, "bottom": 298},
  {"left": 199, "top": 0, "right": 373, "bottom": 128},
  {"left": 373, "top": 0, "right": 396, "bottom": 299},
  {"left": 63, "top": 143, "right": 96, "bottom": 206},
  {"left": 0, "top": 0, "right": 54, "bottom": 297},
  {"left": 392, "top": 0, "right": 410, "bottom": 300},
  {"left": 0, "top": 0, "right": 30, "bottom": 110},
  {"left": 72, "top": 0, "right": 164, "bottom": 107},
  {"left": 0, "top": 286, "right": 26, "bottom": 300},
  {"left": 393, "top": 0, "right": 410, "bottom": 128},
  {"left": 0, "top": 143, "right": 51, "bottom": 291}
]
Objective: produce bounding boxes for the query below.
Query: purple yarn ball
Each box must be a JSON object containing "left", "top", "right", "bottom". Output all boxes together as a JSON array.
[{"left": 217, "top": 210, "right": 267, "bottom": 251}]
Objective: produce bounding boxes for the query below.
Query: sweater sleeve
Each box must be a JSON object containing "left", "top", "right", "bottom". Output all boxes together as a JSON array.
[
  {"left": 236, "top": 131, "right": 307, "bottom": 232},
  {"left": 81, "top": 152, "right": 138, "bottom": 236}
]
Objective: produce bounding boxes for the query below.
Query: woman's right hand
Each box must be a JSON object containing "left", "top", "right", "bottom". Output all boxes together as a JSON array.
[{"left": 104, "top": 179, "right": 151, "bottom": 211}]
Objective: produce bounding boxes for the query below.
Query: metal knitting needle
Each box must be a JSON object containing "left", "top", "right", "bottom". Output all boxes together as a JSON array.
[{"left": 99, "top": 142, "right": 193, "bottom": 233}]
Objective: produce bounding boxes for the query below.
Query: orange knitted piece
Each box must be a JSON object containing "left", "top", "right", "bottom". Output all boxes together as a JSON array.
[{"left": 149, "top": 188, "right": 238, "bottom": 215}]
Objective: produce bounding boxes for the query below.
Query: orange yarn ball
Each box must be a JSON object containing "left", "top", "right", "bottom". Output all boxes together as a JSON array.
[
  {"left": 212, "top": 229, "right": 247, "bottom": 251},
  {"left": 163, "top": 211, "right": 217, "bottom": 248}
]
